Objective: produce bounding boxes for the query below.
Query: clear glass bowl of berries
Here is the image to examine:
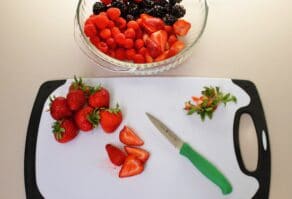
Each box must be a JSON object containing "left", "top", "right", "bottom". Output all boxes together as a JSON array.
[{"left": 75, "top": 0, "right": 208, "bottom": 74}]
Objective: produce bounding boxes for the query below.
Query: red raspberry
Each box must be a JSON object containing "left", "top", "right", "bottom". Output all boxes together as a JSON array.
[
  {"left": 124, "top": 39, "right": 134, "bottom": 49},
  {"left": 107, "top": 8, "right": 121, "bottom": 20},
  {"left": 136, "top": 18, "right": 143, "bottom": 27},
  {"left": 85, "top": 17, "right": 94, "bottom": 26},
  {"left": 84, "top": 24, "right": 97, "bottom": 38},
  {"left": 108, "top": 49, "right": 116, "bottom": 57},
  {"left": 99, "top": 12, "right": 107, "bottom": 16},
  {"left": 138, "top": 47, "right": 147, "bottom": 56},
  {"left": 134, "top": 39, "right": 144, "bottom": 49},
  {"left": 124, "top": 28, "right": 136, "bottom": 39},
  {"left": 133, "top": 54, "right": 145, "bottom": 63},
  {"left": 97, "top": 42, "right": 108, "bottom": 53},
  {"left": 135, "top": 28, "right": 143, "bottom": 39},
  {"left": 145, "top": 51, "right": 154, "bottom": 63},
  {"left": 93, "top": 15, "right": 109, "bottom": 29},
  {"left": 115, "top": 17, "right": 127, "bottom": 29},
  {"left": 100, "top": 28, "right": 111, "bottom": 39},
  {"left": 90, "top": 36, "right": 100, "bottom": 47},
  {"left": 106, "top": 37, "right": 117, "bottom": 49},
  {"left": 168, "top": 34, "right": 178, "bottom": 46},
  {"left": 126, "top": 49, "right": 136, "bottom": 60},
  {"left": 111, "top": 27, "right": 121, "bottom": 38},
  {"left": 127, "top": 20, "right": 139, "bottom": 30},
  {"left": 114, "top": 33, "right": 126, "bottom": 45},
  {"left": 115, "top": 48, "right": 126, "bottom": 60},
  {"left": 107, "top": 20, "right": 115, "bottom": 28},
  {"left": 101, "top": 0, "right": 112, "bottom": 5}
]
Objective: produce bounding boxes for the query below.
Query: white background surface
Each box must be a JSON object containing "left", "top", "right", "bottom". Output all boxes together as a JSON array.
[{"left": 0, "top": 0, "right": 291, "bottom": 198}]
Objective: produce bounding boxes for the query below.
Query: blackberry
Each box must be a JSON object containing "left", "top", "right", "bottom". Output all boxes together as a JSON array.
[
  {"left": 128, "top": 3, "right": 140, "bottom": 17},
  {"left": 163, "top": 14, "right": 177, "bottom": 25},
  {"left": 126, "top": 14, "right": 135, "bottom": 21},
  {"left": 169, "top": 0, "right": 182, "bottom": 5},
  {"left": 93, "top": 2, "right": 106, "bottom": 15},
  {"left": 155, "top": 0, "right": 168, "bottom": 6},
  {"left": 152, "top": 5, "right": 167, "bottom": 18},
  {"left": 111, "top": 0, "right": 128, "bottom": 16},
  {"left": 171, "top": 5, "right": 186, "bottom": 18},
  {"left": 142, "top": 0, "right": 155, "bottom": 8},
  {"left": 144, "top": 8, "right": 154, "bottom": 15}
]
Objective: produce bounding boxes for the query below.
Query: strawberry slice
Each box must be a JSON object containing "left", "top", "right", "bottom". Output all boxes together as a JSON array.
[
  {"left": 173, "top": 19, "right": 191, "bottom": 36},
  {"left": 142, "top": 16, "right": 165, "bottom": 34},
  {"left": 106, "top": 144, "right": 126, "bottom": 166},
  {"left": 124, "top": 146, "right": 150, "bottom": 163},
  {"left": 150, "top": 30, "right": 168, "bottom": 52},
  {"left": 119, "top": 126, "right": 144, "bottom": 146},
  {"left": 168, "top": 40, "right": 185, "bottom": 57},
  {"left": 119, "top": 155, "right": 144, "bottom": 178},
  {"left": 155, "top": 50, "right": 170, "bottom": 62},
  {"left": 145, "top": 38, "right": 162, "bottom": 58}
]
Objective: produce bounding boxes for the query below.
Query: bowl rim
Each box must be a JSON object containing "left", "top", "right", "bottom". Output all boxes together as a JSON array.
[{"left": 74, "top": 0, "right": 209, "bottom": 73}]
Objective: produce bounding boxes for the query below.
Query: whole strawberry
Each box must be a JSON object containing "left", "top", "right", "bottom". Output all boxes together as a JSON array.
[
  {"left": 100, "top": 104, "right": 123, "bottom": 133},
  {"left": 50, "top": 97, "right": 72, "bottom": 120},
  {"left": 88, "top": 86, "right": 110, "bottom": 109},
  {"left": 74, "top": 106, "right": 99, "bottom": 132},
  {"left": 52, "top": 119, "right": 78, "bottom": 143},
  {"left": 66, "top": 90, "right": 86, "bottom": 111},
  {"left": 69, "top": 76, "right": 92, "bottom": 96}
]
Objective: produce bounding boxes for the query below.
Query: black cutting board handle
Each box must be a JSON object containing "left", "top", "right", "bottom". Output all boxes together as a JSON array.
[
  {"left": 232, "top": 80, "right": 271, "bottom": 199},
  {"left": 24, "top": 80, "right": 66, "bottom": 199}
]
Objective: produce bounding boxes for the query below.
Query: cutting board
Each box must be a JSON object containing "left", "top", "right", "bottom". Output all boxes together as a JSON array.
[{"left": 24, "top": 77, "right": 270, "bottom": 199}]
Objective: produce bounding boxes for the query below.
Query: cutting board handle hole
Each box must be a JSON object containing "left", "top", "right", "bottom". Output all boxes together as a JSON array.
[{"left": 238, "top": 114, "right": 259, "bottom": 172}]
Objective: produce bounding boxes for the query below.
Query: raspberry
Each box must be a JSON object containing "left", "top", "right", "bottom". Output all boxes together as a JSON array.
[
  {"left": 135, "top": 28, "right": 143, "bottom": 39},
  {"left": 100, "top": 28, "right": 111, "bottom": 39},
  {"left": 115, "top": 17, "right": 127, "bottom": 29},
  {"left": 90, "top": 36, "right": 100, "bottom": 47},
  {"left": 127, "top": 20, "right": 139, "bottom": 30},
  {"left": 93, "top": 15, "right": 110, "bottom": 29},
  {"left": 107, "top": 8, "right": 121, "bottom": 21},
  {"left": 85, "top": 17, "right": 94, "bottom": 26},
  {"left": 108, "top": 49, "right": 116, "bottom": 57},
  {"left": 136, "top": 18, "right": 143, "bottom": 26},
  {"left": 133, "top": 54, "right": 145, "bottom": 63},
  {"left": 107, "top": 20, "right": 115, "bottom": 28},
  {"left": 124, "top": 39, "right": 134, "bottom": 49},
  {"left": 126, "top": 49, "right": 136, "bottom": 60},
  {"left": 124, "top": 28, "right": 136, "bottom": 39},
  {"left": 134, "top": 39, "right": 144, "bottom": 49},
  {"left": 168, "top": 34, "right": 177, "bottom": 46},
  {"left": 145, "top": 51, "right": 154, "bottom": 63},
  {"left": 115, "top": 48, "right": 126, "bottom": 60},
  {"left": 114, "top": 33, "right": 126, "bottom": 45},
  {"left": 111, "top": 27, "right": 121, "bottom": 38},
  {"left": 99, "top": 12, "right": 107, "bottom": 16},
  {"left": 138, "top": 47, "right": 147, "bottom": 56},
  {"left": 84, "top": 24, "right": 97, "bottom": 38},
  {"left": 97, "top": 42, "right": 109, "bottom": 53},
  {"left": 101, "top": 0, "right": 112, "bottom": 5},
  {"left": 106, "top": 37, "right": 117, "bottom": 49}
]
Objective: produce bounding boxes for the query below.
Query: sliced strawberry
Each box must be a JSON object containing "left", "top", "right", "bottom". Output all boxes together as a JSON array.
[
  {"left": 155, "top": 50, "right": 170, "bottom": 62},
  {"left": 142, "top": 16, "right": 165, "bottom": 34},
  {"left": 173, "top": 19, "right": 191, "bottom": 36},
  {"left": 119, "top": 155, "right": 144, "bottom": 178},
  {"left": 150, "top": 30, "right": 168, "bottom": 52},
  {"left": 168, "top": 40, "right": 185, "bottom": 57},
  {"left": 145, "top": 38, "right": 162, "bottom": 58},
  {"left": 144, "top": 50, "right": 153, "bottom": 63},
  {"left": 106, "top": 144, "right": 126, "bottom": 166},
  {"left": 119, "top": 126, "right": 144, "bottom": 146},
  {"left": 124, "top": 146, "right": 150, "bottom": 163}
]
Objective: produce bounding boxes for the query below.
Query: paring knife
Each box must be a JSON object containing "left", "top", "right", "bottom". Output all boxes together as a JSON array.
[{"left": 146, "top": 113, "right": 233, "bottom": 195}]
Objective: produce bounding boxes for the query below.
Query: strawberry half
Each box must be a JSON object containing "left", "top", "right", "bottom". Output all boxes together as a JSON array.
[
  {"left": 119, "top": 126, "right": 144, "bottom": 146},
  {"left": 66, "top": 90, "right": 86, "bottom": 111},
  {"left": 142, "top": 15, "right": 165, "bottom": 34},
  {"left": 74, "top": 106, "right": 99, "bottom": 132},
  {"left": 150, "top": 30, "right": 168, "bottom": 52},
  {"left": 52, "top": 119, "right": 78, "bottom": 143},
  {"left": 106, "top": 144, "right": 126, "bottom": 166},
  {"left": 119, "top": 155, "right": 144, "bottom": 178},
  {"left": 168, "top": 40, "right": 185, "bottom": 57},
  {"left": 49, "top": 96, "right": 72, "bottom": 120},
  {"left": 100, "top": 104, "right": 123, "bottom": 133},
  {"left": 173, "top": 19, "right": 191, "bottom": 36},
  {"left": 146, "top": 38, "right": 162, "bottom": 58},
  {"left": 88, "top": 86, "right": 110, "bottom": 109},
  {"left": 124, "top": 146, "right": 150, "bottom": 163}
]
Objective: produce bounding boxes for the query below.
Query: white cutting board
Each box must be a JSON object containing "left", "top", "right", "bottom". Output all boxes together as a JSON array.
[{"left": 35, "top": 77, "right": 259, "bottom": 199}]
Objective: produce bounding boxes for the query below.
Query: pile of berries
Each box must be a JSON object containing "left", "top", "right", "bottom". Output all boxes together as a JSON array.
[
  {"left": 49, "top": 76, "right": 123, "bottom": 143},
  {"left": 83, "top": 0, "right": 191, "bottom": 63}
]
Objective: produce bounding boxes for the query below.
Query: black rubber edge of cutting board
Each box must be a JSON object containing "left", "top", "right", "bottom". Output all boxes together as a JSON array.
[
  {"left": 232, "top": 79, "right": 271, "bottom": 199},
  {"left": 24, "top": 79, "right": 271, "bottom": 199}
]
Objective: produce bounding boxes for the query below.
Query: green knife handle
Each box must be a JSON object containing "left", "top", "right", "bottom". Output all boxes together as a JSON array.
[{"left": 179, "top": 143, "right": 233, "bottom": 195}]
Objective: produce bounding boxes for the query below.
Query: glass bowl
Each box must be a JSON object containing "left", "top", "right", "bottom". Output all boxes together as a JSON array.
[{"left": 74, "top": 0, "right": 208, "bottom": 74}]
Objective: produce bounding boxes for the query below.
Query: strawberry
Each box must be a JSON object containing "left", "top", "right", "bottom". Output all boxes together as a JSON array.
[
  {"left": 142, "top": 16, "right": 165, "bottom": 33},
  {"left": 155, "top": 50, "right": 170, "bottom": 62},
  {"left": 168, "top": 40, "right": 185, "bottom": 57},
  {"left": 145, "top": 38, "right": 162, "bottom": 58},
  {"left": 124, "top": 146, "right": 150, "bottom": 163},
  {"left": 105, "top": 144, "right": 126, "bottom": 166},
  {"left": 150, "top": 30, "right": 168, "bottom": 52},
  {"left": 66, "top": 90, "right": 86, "bottom": 111},
  {"left": 119, "top": 126, "right": 144, "bottom": 146},
  {"left": 119, "top": 155, "right": 144, "bottom": 178},
  {"left": 144, "top": 51, "right": 154, "bottom": 63},
  {"left": 74, "top": 106, "right": 99, "bottom": 131},
  {"left": 88, "top": 86, "right": 110, "bottom": 109},
  {"left": 100, "top": 104, "right": 123, "bottom": 133},
  {"left": 52, "top": 119, "right": 78, "bottom": 143},
  {"left": 173, "top": 19, "right": 191, "bottom": 36},
  {"left": 49, "top": 97, "right": 72, "bottom": 120}
]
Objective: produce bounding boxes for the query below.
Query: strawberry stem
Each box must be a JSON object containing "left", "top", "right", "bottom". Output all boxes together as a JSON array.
[{"left": 52, "top": 121, "right": 65, "bottom": 140}]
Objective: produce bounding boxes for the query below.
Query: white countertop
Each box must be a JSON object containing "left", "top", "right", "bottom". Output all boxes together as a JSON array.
[{"left": 0, "top": 0, "right": 291, "bottom": 198}]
